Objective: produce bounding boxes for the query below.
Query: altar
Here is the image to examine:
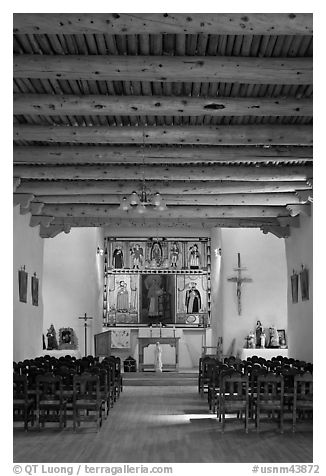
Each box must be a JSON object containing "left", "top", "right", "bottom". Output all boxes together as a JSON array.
[
  {"left": 138, "top": 337, "right": 180, "bottom": 372},
  {"left": 240, "top": 348, "right": 289, "bottom": 360}
]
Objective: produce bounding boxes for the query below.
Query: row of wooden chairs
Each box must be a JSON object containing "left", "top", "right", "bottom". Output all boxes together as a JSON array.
[
  {"left": 217, "top": 370, "right": 312, "bottom": 433},
  {"left": 13, "top": 355, "right": 123, "bottom": 432},
  {"left": 198, "top": 356, "right": 313, "bottom": 433}
]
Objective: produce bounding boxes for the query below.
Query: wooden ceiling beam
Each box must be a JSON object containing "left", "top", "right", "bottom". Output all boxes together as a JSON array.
[
  {"left": 13, "top": 145, "right": 313, "bottom": 165},
  {"left": 39, "top": 204, "right": 288, "bottom": 218},
  {"left": 32, "top": 192, "right": 303, "bottom": 206},
  {"left": 41, "top": 216, "right": 280, "bottom": 229},
  {"left": 16, "top": 180, "right": 312, "bottom": 195},
  {"left": 13, "top": 124, "right": 313, "bottom": 146},
  {"left": 13, "top": 55, "right": 312, "bottom": 85},
  {"left": 13, "top": 164, "right": 312, "bottom": 182},
  {"left": 13, "top": 94, "right": 313, "bottom": 118},
  {"left": 13, "top": 13, "right": 313, "bottom": 36}
]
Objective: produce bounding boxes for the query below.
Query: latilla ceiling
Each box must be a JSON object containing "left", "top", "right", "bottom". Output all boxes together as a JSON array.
[{"left": 13, "top": 13, "right": 313, "bottom": 238}]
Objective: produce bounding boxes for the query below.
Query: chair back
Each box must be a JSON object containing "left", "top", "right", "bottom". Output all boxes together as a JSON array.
[
  {"left": 13, "top": 374, "right": 29, "bottom": 402},
  {"left": 36, "top": 373, "right": 64, "bottom": 402},
  {"left": 73, "top": 373, "right": 101, "bottom": 402},
  {"left": 257, "top": 373, "right": 284, "bottom": 404},
  {"left": 221, "top": 372, "right": 249, "bottom": 401},
  {"left": 294, "top": 372, "right": 313, "bottom": 402}
]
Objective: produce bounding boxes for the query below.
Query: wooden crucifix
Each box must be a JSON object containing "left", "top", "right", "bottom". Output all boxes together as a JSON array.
[
  {"left": 78, "top": 313, "right": 93, "bottom": 357},
  {"left": 227, "top": 253, "right": 252, "bottom": 316}
]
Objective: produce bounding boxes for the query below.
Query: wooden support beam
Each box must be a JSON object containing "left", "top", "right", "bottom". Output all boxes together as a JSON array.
[
  {"left": 13, "top": 193, "right": 34, "bottom": 208},
  {"left": 13, "top": 177, "right": 21, "bottom": 192},
  {"left": 13, "top": 55, "right": 312, "bottom": 85},
  {"left": 39, "top": 204, "right": 289, "bottom": 219},
  {"left": 39, "top": 223, "right": 71, "bottom": 238},
  {"left": 13, "top": 124, "right": 313, "bottom": 146},
  {"left": 33, "top": 192, "right": 303, "bottom": 206},
  {"left": 13, "top": 164, "right": 313, "bottom": 182},
  {"left": 260, "top": 225, "right": 290, "bottom": 238},
  {"left": 13, "top": 13, "right": 313, "bottom": 35},
  {"left": 47, "top": 216, "right": 280, "bottom": 229},
  {"left": 13, "top": 145, "right": 313, "bottom": 165},
  {"left": 13, "top": 94, "right": 313, "bottom": 118},
  {"left": 295, "top": 189, "right": 313, "bottom": 203},
  {"left": 277, "top": 216, "right": 300, "bottom": 228},
  {"left": 17, "top": 180, "right": 313, "bottom": 195},
  {"left": 29, "top": 215, "right": 54, "bottom": 227},
  {"left": 286, "top": 203, "right": 311, "bottom": 217}
]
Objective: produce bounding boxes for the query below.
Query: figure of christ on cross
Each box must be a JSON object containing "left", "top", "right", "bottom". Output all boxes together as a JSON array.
[
  {"left": 227, "top": 253, "right": 252, "bottom": 315},
  {"left": 78, "top": 312, "right": 93, "bottom": 356}
]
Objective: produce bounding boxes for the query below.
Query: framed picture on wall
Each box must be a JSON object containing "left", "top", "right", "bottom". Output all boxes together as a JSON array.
[
  {"left": 31, "top": 273, "right": 39, "bottom": 306},
  {"left": 18, "top": 267, "right": 28, "bottom": 303},
  {"left": 291, "top": 271, "right": 299, "bottom": 303},
  {"left": 300, "top": 266, "right": 309, "bottom": 301},
  {"left": 277, "top": 329, "right": 287, "bottom": 348}
]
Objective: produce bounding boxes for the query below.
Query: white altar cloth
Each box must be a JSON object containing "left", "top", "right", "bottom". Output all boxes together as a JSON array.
[
  {"left": 240, "top": 348, "right": 289, "bottom": 360},
  {"left": 41, "top": 349, "right": 82, "bottom": 358}
]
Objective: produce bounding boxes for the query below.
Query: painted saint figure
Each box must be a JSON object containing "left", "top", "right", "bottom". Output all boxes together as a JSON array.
[
  {"left": 147, "top": 277, "right": 163, "bottom": 317},
  {"left": 188, "top": 244, "right": 201, "bottom": 269},
  {"left": 154, "top": 342, "right": 163, "bottom": 372},
  {"left": 116, "top": 281, "right": 129, "bottom": 312},
  {"left": 150, "top": 241, "right": 162, "bottom": 267},
  {"left": 112, "top": 246, "right": 124, "bottom": 269},
  {"left": 185, "top": 282, "right": 201, "bottom": 313},
  {"left": 170, "top": 242, "right": 180, "bottom": 268},
  {"left": 130, "top": 244, "right": 144, "bottom": 269}
]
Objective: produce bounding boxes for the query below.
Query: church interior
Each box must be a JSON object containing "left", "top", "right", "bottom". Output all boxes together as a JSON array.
[{"left": 13, "top": 12, "right": 313, "bottom": 465}]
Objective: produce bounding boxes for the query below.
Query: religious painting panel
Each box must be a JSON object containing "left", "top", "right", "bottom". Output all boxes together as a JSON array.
[
  {"left": 111, "top": 329, "right": 131, "bottom": 349},
  {"left": 186, "top": 240, "right": 207, "bottom": 270},
  {"left": 291, "top": 271, "right": 299, "bottom": 303},
  {"left": 111, "top": 240, "right": 127, "bottom": 269},
  {"left": 58, "top": 327, "right": 78, "bottom": 350},
  {"left": 107, "top": 274, "right": 139, "bottom": 325},
  {"left": 176, "top": 275, "right": 208, "bottom": 325},
  {"left": 300, "top": 266, "right": 309, "bottom": 301},
  {"left": 18, "top": 266, "right": 28, "bottom": 303},
  {"left": 31, "top": 273, "right": 39, "bottom": 306},
  {"left": 140, "top": 274, "right": 175, "bottom": 324}
]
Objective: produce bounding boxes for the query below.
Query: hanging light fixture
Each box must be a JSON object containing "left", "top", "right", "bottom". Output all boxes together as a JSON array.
[{"left": 118, "top": 128, "right": 167, "bottom": 213}]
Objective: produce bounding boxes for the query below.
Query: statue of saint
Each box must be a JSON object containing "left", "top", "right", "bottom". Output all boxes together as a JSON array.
[
  {"left": 46, "top": 324, "right": 58, "bottom": 350},
  {"left": 255, "top": 320, "right": 263, "bottom": 347},
  {"left": 154, "top": 342, "right": 163, "bottom": 372},
  {"left": 269, "top": 325, "right": 279, "bottom": 347}
]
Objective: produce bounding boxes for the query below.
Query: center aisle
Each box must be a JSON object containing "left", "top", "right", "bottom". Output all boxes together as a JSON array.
[{"left": 13, "top": 385, "right": 312, "bottom": 463}]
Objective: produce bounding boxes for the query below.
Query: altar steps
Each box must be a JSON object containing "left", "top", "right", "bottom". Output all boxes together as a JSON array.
[{"left": 123, "top": 371, "right": 198, "bottom": 386}]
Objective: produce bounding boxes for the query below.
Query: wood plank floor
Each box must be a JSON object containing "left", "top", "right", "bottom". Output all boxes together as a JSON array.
[{"left": 13, "top": 386, "right": 313, "bottom": 463}]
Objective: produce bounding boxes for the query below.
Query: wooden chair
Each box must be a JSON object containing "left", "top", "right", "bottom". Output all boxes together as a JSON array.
[
  {"left": 35, "top": 373, "right": 67, "bottom": 429},
  {"left": 255, "top": 373, "right": 284, "bottom": 433},
  {"left": 13, "top": 374, "right": 35, "bottom": 431},
  {"left": 73, "top": 373, "right": 105, "bottom": 432},
  {"left": 219, "top": 372, "right": 249, "bottom": 433},
  {"left": 292, "top": 373, "right": 313, "bottom": 432},
  {"left": 281, "top": 367, "right": 301, "bottom": 411},
  {"left": 199, "top": 356, "right": 217, "bottom": 397}
]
